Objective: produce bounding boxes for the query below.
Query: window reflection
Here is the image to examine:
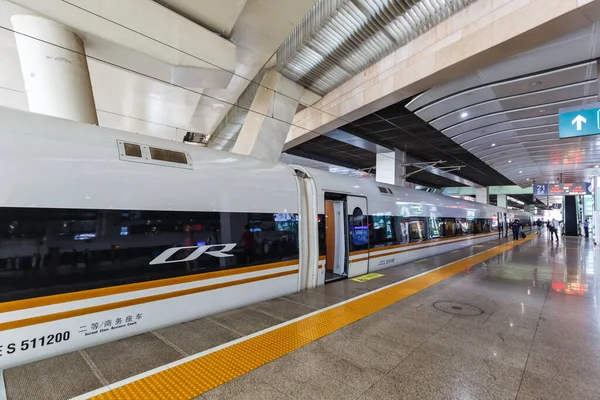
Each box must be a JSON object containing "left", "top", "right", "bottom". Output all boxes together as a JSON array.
[
  {"left": 409, "top": 220, "right": 426, "bottom": 242},
  {"left": 369, "top": 214, "right": 396, "bottom": 248},
  {"left": 0, "top": 208, "right": 299, "bottom": 302},
  {"left": 444, "top": 219, "right": 456, "bottom": 236}
]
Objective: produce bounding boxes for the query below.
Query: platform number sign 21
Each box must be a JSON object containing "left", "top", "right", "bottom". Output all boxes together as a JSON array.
[{"left": 534, "top": 184, "right": 548, "bottom": 196}]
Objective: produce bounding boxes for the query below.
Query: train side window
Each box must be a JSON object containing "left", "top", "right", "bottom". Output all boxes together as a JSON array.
[
  {"left": 369, "top": 214, "right": 397, "bottom": 248},
  {"left": 409, "top": 219, "right": 426, "bottom": 242},
  {"left": 149, "top": 147, "right": 188, "bottom": 164},
  {"left": 443, "top": 218, "right": 456, "bottom": 236},
  {"left": 0, "top": 208, "right": 300, "bottom": 303},
  {"left": 429, "top": 218, "right": 442, "bottom": 238},
  {"left": 474, "top": 219, "right": 491, "bottom": 233},
  {"left": 456, "top": 219, "right": 472, "bottom": 235},
  {"left": 396, "top": 218, "right": 410, "bottom": 244},
  {"left": 318, "top": 214, "right": 326, "bottom": 256},
  {"left": 124, "top": 143, "right": 142, "bottom": 158}
]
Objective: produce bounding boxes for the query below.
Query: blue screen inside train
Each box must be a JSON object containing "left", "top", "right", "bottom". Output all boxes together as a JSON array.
[{"left": 351, "top": 226, "right": 369, "bottom": 246}]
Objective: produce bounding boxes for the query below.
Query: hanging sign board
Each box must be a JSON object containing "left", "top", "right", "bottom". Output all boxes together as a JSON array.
[
  {"left": 559, "top": 102, "right": 600, "bottom": 139},
  {"left": 534, "top": 183, "right": 591, "bottom": 196}
]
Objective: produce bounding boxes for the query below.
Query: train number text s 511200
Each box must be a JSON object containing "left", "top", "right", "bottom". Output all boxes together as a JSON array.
[{"left": 0, "top": 331, "right": 71, "bottom": 357}]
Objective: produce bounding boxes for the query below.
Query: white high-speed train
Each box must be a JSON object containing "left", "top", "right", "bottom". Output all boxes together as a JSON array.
[{"left": 0, "top": 106, "right": 531, "bottom": 368}]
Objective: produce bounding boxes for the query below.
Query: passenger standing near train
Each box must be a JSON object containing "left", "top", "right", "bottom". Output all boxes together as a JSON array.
[
  {"left": 550, "top": 218, "right": 559, "bottom": 242},
  {"left": 498, "top": 221, "right": 503, "bottom": 239},
  {"left": 511, "top": 219, "right": 521, "bottom": 241},
  {"left": 536, "top": 219, "right": 542, "bottom": 235},
  {"left": 584, "top": 219, "right": 590, "bottom": 238}
]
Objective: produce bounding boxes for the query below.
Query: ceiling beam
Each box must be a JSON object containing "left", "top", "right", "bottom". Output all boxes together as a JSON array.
[
  {"left": 323, "top": 128, "right": 482, "bottom": 188},
  {"left": 443, "top": 186, "right": 534, "bottom": 196}
]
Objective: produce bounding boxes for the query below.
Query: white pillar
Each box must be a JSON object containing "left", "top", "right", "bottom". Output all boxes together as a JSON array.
[
  {"left": 476, "top": 187, "right": 489, "bottom": 204},
  {"left": 232, "top": 68, "right": 303, "bottom": 161},
  {"left": 11, "top": 15, "right": 98, "bottom": 124},
  {"left": 376, "top": 148, "right": 406, "bottom": 187},
  {"left": 497, "top": 194, "right": 507, "bottom": 208}
]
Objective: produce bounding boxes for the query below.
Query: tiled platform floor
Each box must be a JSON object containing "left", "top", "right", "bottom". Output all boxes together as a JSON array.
[
  {"left": 195, "top": 235, "right": 600, "bottom": 400},
  {"left": 5, "top": 234, "right": 582, "bottom": 399}
]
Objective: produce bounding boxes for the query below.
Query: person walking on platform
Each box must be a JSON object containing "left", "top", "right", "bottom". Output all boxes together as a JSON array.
[
  {"left": 511, "top": 219, "right": 521, "bottom": 241},
  {"left": 550, "top": 218, "right": 559, "bottom": 242},
  {"left": 498, "top": 221, "right": 503, "bottom": 239},
  {"left": 584, "top": 219, "right": 590, "bottom": 238},
  {"left": 536, "top": 219, "right": 542, "bottom": 235}
]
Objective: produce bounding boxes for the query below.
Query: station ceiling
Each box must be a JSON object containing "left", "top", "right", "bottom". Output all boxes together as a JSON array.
[
  {"left": 287, "top": 20, "right": 600, "bottom": 199},
  {"left": 286, "top": 97, "right": 514, "bottom": 189},
  {"left": 407, "top": 21, "right": 600, "bottom": 187},
  {"left": 276, "top": 0, "right": 475, "bottom": 95}
]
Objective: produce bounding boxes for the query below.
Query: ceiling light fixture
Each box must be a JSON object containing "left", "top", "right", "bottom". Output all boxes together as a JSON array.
[
  {"left": 508, "top": 160, "right": 512, "bottom": 163},
  {"left": 491, "top": 143, "right": 496, "bottom": 147},
  {"left": 532, "top": 81, "right": 542, "bottom": 87},
  {"left": 596, "top": 165, "right": 599, "bottom": 168},
  {"left": 539, "top": 109, "right": 545, "bottom": 113},
  {"left": 461, "top": 112, "right": 468, "bottom": 118},
  {"left": 519, "top": 170, "right": 522, "bottom": 173},
  {"left": 527, "top": 178, "right": 530, "bottom": 181}
]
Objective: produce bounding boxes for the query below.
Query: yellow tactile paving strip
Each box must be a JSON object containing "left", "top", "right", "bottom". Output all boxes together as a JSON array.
[{"left": 93, "top": 235, "right": 534, "bottom": 400}]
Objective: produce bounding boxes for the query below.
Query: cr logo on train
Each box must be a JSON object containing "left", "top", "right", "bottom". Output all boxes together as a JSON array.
[{"left": 149, "top": 244, "right": 236, "bottom": 265}]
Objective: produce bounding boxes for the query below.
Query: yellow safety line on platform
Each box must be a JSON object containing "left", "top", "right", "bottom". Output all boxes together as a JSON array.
[
  {"left": 92, "top": 235, "right": 534, "bottom": 400},
  {"left": 350, "top": 273, "right": 384, "bottom": 282}
]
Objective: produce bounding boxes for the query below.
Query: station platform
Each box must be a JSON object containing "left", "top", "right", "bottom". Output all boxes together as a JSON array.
[{"left": 3, "top": 233, "right": 598, "bottom": 400}]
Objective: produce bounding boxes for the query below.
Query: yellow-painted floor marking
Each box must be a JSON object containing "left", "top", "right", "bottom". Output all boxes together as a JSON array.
[
  {"left": 415, "top": 258, "right": 430, "bottom": 263},
  {"left": 351, "top": 273, "right": 384, "bottom": 282},
  {"left": 451, "top": 250, "right": 460, "bottom": 253},
  {"left": 473, "top": 245, "right": 484, "bottom": 248},
  {"left": 92, "top": 235, "right": 535, "bottom": 400}
]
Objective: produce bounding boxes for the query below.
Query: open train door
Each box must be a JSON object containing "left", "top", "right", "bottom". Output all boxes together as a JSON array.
[
  {"left": 324, "top": 193, "right": 348, "bottom": 282},
  {"left": 346, "top": 195, "right": 369, "bottom": 277},
  {"left": 292, "top": 167, "right": 319, "bottom": 290}
]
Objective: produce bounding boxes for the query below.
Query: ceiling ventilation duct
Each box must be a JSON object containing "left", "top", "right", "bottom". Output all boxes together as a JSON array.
[{"left": 277, "top": 0, "right": 476, "bottom": 95}]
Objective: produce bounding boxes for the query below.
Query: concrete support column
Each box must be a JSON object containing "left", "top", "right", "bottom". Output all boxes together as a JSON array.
[
  {"left": 376, "top": 148, "right": 406, "bottom": 187},
  {"left": 497, "top": 194, "right": 507, "bottom": 208},
  {"left": 11, "top": 15, "right": 98, "bottom": 124},
  {"left": 231, "top": 68, "right": 303, "bottom": 161},
  {"left": 476, "top": 187, "right": 489, "bottom": 204}
]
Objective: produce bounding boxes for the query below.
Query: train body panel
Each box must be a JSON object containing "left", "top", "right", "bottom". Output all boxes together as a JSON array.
[
  {"left": 297, "top": 166, "right": 527, "bottom": 221},
  {"left": 0, "top": 107, "right": 299, "bottom": 214},
  {"left": 0, "top": 107, "right": 532, "bottom": 368}
]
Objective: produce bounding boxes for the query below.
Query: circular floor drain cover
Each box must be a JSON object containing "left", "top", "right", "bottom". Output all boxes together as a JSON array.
[{"left": 433, "top": 301, "right": 483, "bottom": 316}]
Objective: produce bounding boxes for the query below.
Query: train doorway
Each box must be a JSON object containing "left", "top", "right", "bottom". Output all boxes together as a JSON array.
[{"left": 324, "top": 194, "right": 349, "bottom": 282}]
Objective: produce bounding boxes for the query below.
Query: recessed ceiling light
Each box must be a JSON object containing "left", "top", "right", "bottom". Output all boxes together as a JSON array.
[
  {"left": 519, "top": 170, "right": 522, "bottom": 173},
  {"left": 532, "top": 81, "right": 542, "bottom": 87},
  {"left": 527, "top": 178, "right": 530, "bottom": 181},
  {"left": 595, "top": 165, "right": 599, "bottom": 168},
  {"left": 491, "top": 143, "right": 496, "bottom": 147},
  {"left": 461, "top": 112, "right": 468, "bottom": 118},
  {"left": 508, "top": 160, "right": 512, "bottom": 163},
  {"left": 539, "top": 109, "right": 545, "bottom": 113}
]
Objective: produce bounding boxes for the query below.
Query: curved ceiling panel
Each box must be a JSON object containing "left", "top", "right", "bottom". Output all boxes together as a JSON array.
[
  {"left": 406, "top": 21, "right": 600, "bottom": 186},
  {"left": 443, "top": 97, "right": 597, "bottom": 138},
  {"left": 416, "top": 63, "right": 595, "bottom": 122},
  {"left": 431, "top": 81, "right": 598, "bottom": 130}
]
